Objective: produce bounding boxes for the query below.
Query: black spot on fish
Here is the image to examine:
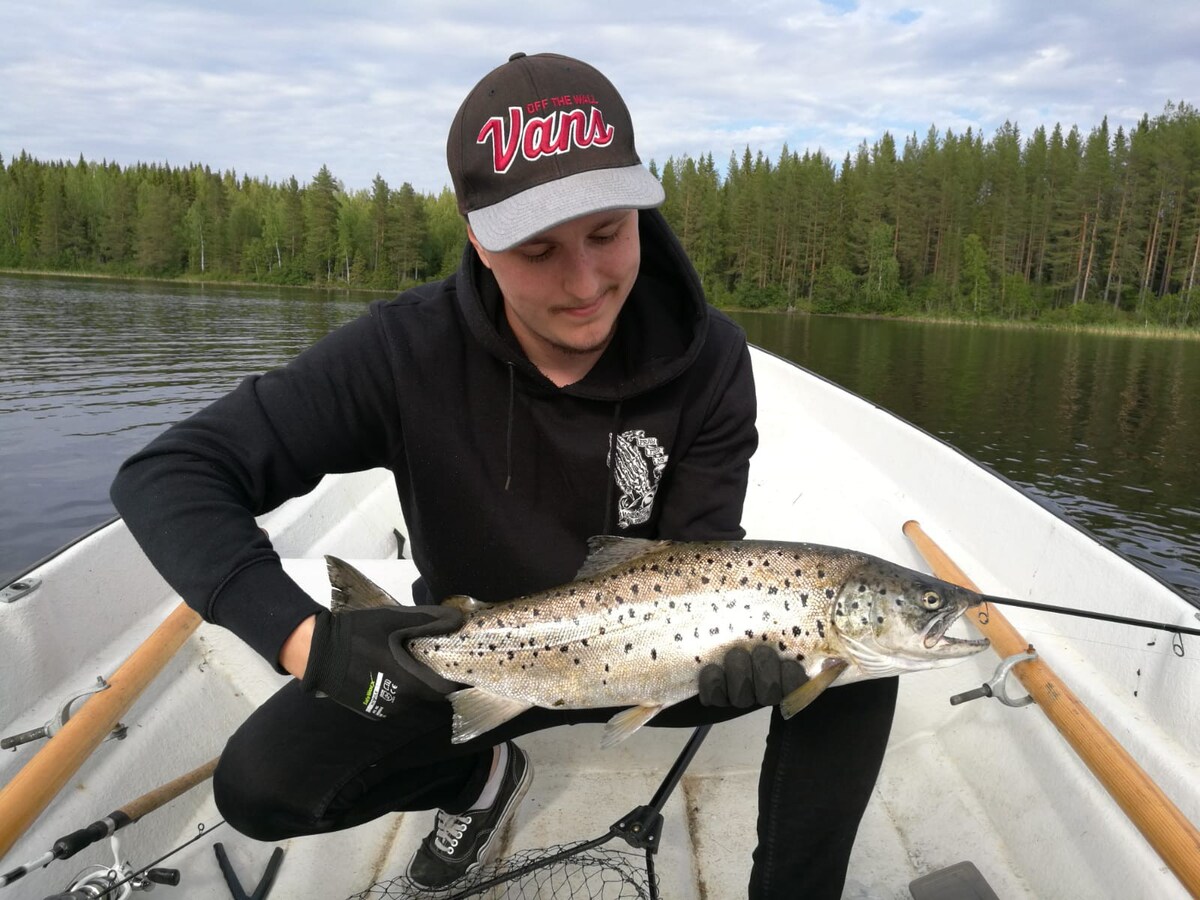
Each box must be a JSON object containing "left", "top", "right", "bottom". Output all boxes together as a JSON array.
[
  {"left": 877, "top": 616, "right": 885, "bottom": 624},
  {"left": 739, "top": 576, "right": 749, "bottom": 586},
  {"left": 651, "top": 649, "right": 658, "bottom": 660},
  {"left": 507, "top": 651, "right": 515, "bottom": 660},
  {"left": 709, "top": 627, "right": 720, "bottom": 636},
  {"left": 792, "top": 626, "right": 802, "bottom": 637},
  {"left": 768, "top": 586, "right": 779, "bottom": 595},
  {"left": 778, "top": 641, "right": 787, "bottom": 651},
  {"left": 794, "top": 569, "right": 803, "bottom": 577},
  {"left": 858, "top": 584, "right": 867, "bottom": 593},
  {"left": 825, "top": 588, "right": 835, "bottom": 599},
  {"left": 574, "top": 658, "right": 580, "bottom": 665},
  {"left": 745, "top": 629, "right": 755, "bottom": 638},
  {"left": 675, "top": 633, "right": 684, "bottom": 641},
  {"left": 625, "top": 643, "right": 633, "bottom": 653},
  {"left": 817, "top": 569, "right": 825, "bottom": 578},
  {"left": 816, "top": 621, "right": 826, "bottom": 637},
  {"left": 631, "top": 584, "right": 639, "bottom": 594},
  {"left": 560, "top": 646, "right": 569, "bottom": 653},
  {"left": 701, "top": 576, "right": 710, "bottom": 585}
]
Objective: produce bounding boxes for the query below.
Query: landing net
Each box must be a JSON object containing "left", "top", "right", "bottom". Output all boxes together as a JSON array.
[{"left": 345, "top": 844, "right": 654, "bottom": 900}]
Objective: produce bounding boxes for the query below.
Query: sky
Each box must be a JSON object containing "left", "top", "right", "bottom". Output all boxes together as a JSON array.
[{"left": 2, "top": 1, "right": 1197, "bottom": 195}]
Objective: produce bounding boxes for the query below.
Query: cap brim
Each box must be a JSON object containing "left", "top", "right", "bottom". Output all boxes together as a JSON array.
[{"left": 467, "top": 164, "right": 665, "bottom": 252}]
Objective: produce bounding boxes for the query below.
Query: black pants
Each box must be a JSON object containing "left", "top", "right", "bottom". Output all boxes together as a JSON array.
[{"left": 214, "top": 677, "right": 898, "bottom": 899}]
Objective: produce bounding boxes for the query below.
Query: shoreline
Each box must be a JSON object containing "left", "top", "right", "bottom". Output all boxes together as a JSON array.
[{"left": 4, "top": 268, "right": 1197, "bottom": 340}]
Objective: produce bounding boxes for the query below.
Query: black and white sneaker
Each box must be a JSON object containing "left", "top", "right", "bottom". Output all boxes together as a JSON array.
[{"left": 406, "top": 742, "right": 532, "bottom": 890}]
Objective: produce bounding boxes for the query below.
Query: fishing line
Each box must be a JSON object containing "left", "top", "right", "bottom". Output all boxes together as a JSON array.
[
  {"left": 94, "top": 819, "right": 224, "bottom": 898},
  {"left": 1005, "top": 626, "right": 1200, "bottom": 665}
]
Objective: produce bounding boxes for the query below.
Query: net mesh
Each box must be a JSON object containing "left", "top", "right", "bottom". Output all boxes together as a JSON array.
[{"left": 346, "top": 843, "right": 655, "bottom": 900}]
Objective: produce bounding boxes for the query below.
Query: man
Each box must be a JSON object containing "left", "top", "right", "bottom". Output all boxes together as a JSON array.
[{"left": 111, "top": 53, "right": 895, "bottom": 898}]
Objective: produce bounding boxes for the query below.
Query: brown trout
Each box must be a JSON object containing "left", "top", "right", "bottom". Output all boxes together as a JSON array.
[{"left": 326, "top": 537, "right": 994, "bottom": 747}]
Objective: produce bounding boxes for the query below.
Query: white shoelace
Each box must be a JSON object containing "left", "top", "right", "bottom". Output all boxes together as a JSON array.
[{"left": 433, "top": 809, "right": 473, "bottom": 855}]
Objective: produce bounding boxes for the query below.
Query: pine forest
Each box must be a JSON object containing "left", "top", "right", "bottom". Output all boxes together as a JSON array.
[{"left": 2, "top": 101, "right": 1198, "bottom": 328}]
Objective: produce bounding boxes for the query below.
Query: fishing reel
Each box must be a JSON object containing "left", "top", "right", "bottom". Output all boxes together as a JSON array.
[{"left": 41, "top": 835, "right": 179, "bottom": 899}]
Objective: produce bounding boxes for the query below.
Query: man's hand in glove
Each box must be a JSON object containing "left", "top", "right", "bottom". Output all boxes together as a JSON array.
[
  {"left": 697, "top": 644, "right": 809, "bottom": 708},
  {"left": 299, "top": 606, "right": 464, "bottom": 720}
]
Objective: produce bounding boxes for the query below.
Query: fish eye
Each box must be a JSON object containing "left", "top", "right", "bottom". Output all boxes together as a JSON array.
[{"left": 921, "top": 590, "right": 943, "bottom": 610}]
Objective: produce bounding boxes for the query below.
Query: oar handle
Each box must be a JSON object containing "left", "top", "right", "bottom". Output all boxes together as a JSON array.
[
  {"left": 903, "top": 520, "right": 1200, "bottom": 897},
  {"left": 0, "top": 602, "right": 203, "bottom": 860}
]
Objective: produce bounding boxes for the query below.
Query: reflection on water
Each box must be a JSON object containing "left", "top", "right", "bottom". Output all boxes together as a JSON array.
[
  {"left": 732, "top": 312, "right": 1200, "bottom": 605},
  {"left": 0, "top": 275, "right": 371, "bottom": 582},
  {"left": 2, "top": 275, "right": 1197, "bottom": 608}
]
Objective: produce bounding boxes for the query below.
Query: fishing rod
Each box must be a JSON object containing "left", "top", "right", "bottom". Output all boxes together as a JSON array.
[
  {"left": 978, "top": 596, "right": 1200, "bottom": 639},
  {"left": 0, "top": 757, "right": 218, "bottom": 890}
]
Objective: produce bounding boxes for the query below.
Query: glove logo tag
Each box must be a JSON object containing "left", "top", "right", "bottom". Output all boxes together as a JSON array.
[{"left": 364, "top": 671, "right": 396, "bottom": 718}]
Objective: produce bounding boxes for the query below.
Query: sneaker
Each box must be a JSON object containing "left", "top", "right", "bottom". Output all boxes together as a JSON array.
[{"left": 407, "top": 742, "right": 532, "bottom": 890}]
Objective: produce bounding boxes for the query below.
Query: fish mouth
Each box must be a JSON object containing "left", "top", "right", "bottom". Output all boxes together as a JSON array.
[{"left": 921, "top": 606, "right": 989, "bottom": 653}]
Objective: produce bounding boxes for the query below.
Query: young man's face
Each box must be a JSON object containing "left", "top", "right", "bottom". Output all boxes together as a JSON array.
[{"left": 469, "top": 208, "right": 640, "bottom": 381}]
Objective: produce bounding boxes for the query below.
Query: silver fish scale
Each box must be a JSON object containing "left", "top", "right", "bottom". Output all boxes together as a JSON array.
[{"left": 408, "top": 541, "right": 870, "bottom": 710}]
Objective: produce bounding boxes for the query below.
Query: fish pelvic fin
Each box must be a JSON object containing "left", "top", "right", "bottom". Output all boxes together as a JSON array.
[
  {"left": 576, "top": 536, "right": 674, "bottom": 580},
  {"left": 601, "top": 704, "right": 664, "bottom": 749},
  {"left": 448, "top": 688, "right": 533, "bottom": 745},
  {"left": 780, "top": 659, "right": 849, "bottom": 720},
  {"left": 441, "top": 595, "right": 492, "bottom": 615},
  {"left": 325, "top": 556, "right": 402, "bottom": 613}
]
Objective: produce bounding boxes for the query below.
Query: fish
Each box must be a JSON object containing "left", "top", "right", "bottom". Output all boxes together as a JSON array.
[{"left": 325, "top": 536, "right": 995, "bottom": 748}]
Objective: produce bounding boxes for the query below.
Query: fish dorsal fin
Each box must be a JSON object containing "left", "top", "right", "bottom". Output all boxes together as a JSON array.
[
  {"left": 325, "top": 556, "right": 402, "bottom": 613},
  {"left": 576, "top": 536, "right": 673, "bottom": 580},
  {"left": 779, "top": 658, "right": 849, "bottom": 719},
  {"left": 442, "top": 595, "right": 493, "bottom": 615}
]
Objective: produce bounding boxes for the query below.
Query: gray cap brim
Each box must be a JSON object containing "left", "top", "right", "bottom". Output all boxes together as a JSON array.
[{"left": 467, "top": 164, "right": 665, "bottom": 252}]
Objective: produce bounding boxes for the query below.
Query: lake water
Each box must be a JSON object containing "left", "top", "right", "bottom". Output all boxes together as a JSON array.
[{"left": 2, "top": 274, "right": 1198, "bottom": 606}]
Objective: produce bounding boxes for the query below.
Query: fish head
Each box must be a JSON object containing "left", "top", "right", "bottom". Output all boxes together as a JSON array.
[{"left": 831, "top": 559, "right": 989, "bottom": 675}]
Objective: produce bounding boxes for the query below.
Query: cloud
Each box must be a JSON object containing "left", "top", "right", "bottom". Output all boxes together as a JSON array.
[{"left": 1, "top": 0, "right": 1195, "bottom": 193}]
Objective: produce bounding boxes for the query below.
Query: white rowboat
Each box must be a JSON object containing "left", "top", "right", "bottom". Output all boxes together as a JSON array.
[{"left": 2, "top": 347, "right": 1198, "bottom": 899}]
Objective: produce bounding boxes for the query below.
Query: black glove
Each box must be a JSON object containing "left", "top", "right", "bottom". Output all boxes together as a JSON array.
[
  {"left": 301, "top": 606, "right": 463, "bottom": 720},
  {"left": 698, "top": 645, "right": 809, "bottom": 708}
]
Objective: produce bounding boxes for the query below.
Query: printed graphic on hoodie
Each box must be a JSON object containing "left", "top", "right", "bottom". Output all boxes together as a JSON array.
[{"left": 610, "top": 429, "right": 668, "bottom": 528}]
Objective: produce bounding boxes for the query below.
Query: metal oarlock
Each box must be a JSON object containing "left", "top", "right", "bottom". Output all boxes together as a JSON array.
[
  {"left": 950, "top": 650, "right": 1038, "bottom": 708},
  {"left": 1, "top": 677, "right": 126, "bottom": 751}
]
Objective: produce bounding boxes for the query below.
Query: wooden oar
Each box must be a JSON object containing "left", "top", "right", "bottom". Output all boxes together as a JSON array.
[
  {"left": 0, "top": 601, "right": 202, "bottom": 860},
  {"left": 903, "top": 520, "right": 1200, "bottom": 898}
]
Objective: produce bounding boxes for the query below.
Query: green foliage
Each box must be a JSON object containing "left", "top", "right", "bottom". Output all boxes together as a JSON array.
[
  {"left": 1, "top": 99, "right": 1197, "bottom": 332},
  {"left": 0, "top": 157, "right": 459, "bottom": 290}
]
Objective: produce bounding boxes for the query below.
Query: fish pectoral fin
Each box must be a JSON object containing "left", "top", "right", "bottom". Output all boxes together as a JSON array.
[
  {"left": 447, "top": 688, "right": 533, "bottom": 745},
  {"left": 780, "top": 659, "right": 849, "bottom": 720},
  {"left": 325, "top": 556, "right": 403, "bottom": 613},
  {"left": 601, "top": 704, "right": 664, "bottom": 749},
  {"left": 441, "top": 595, "right": 492, "bottom": 615}
]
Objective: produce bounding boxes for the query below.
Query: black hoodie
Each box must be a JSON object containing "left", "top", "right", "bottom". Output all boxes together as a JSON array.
[{"left": 110, "top": 210, "right": 758, "bottom": 668}]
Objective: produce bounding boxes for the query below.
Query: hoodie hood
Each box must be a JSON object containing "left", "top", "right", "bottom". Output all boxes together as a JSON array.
[{"left": 455, "top": 208, "right": 710, "bottom": 402}]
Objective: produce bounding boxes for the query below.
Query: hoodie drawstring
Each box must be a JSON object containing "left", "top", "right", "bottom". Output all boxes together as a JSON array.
[
  {"left": 504, "top": 363, "right": 515, "bottom": 491},
  {"left": 603, "top": 400, "right": 623, "bottom": 533}
]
